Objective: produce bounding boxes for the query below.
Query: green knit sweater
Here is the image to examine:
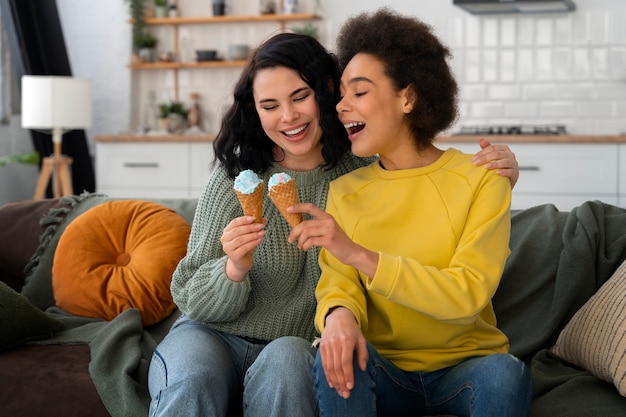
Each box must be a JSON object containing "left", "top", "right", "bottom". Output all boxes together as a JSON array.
[{"left": 171, "top": 153, "right": 372, "bottom": 342}]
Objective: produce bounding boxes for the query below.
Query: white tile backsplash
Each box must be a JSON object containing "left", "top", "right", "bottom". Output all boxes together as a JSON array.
[
  {"left": 499, "top": 50, "right": 516, "bottom": 82},
  {"left": 536, "top": 49, "right": 553, "bottom": 80},
  {"left": 454, "top": 10, "right": 626, "bottom": 134},
  {"left": 482, "top": 50, "right": 499, "bottom": 82},
  {"left": 517, "top": 49, "right": 535, "bottom": 80},
  {"left": 482, "top": 19, "right": 499, "bottom": 47},
  {"left": 524, "top": 84, "right": 558, "bottom": 100},
  {"left": 470, "top": 102, "right": 505, "bottom": 118},
  {"left": 488, "top": 84, "right": 521, "bottom": 100},
  {"left": 539, "top": 101, "right": 577, "bottom": 118},
  {"left": 535, "top": 18, "right": 554, "bottom": 46},
  {"left": 500, "top": 19, "right": 516, "bottom": 47},
  {"left": 553, "top": 48, "right": 573, "bottom": 80},
  {"left": 504, "top": 102, "right": 538, "bottom": 118},
  {"left": 591, "top": 48, "right": 609, "bottom": 79},
  {"left": 517, "top": 18, "right": 535, "bottom": 46},
  {"left": 590, "top": 12, "right": 609, "bottom": 45},
  {"left": 572, "top": 14, "right": 591, "bottom": 45},
  {"left": 577, "top": 101, "right": 613, "bottom": 118},
  {"left": 608, "top": 11, "right": 626, "bottom": 44},
  {"left": 572, "top": 48, "right": 591, "bottom": 79},
  {"left": 553, "top": 16, "right": 572, "bottom": 45}
]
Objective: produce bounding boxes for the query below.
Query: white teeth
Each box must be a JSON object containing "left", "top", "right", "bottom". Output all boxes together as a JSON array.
[
  {"left": 344, "top": 122, "right": 365, "bottom": 129},
  {"left": 284, "top": 124, "right": 308, "bottom": 135}
]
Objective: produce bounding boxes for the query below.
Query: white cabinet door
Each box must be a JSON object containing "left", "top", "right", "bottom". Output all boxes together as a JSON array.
[
  {"left": 617, "top": 144, "right": 626, "bottom": 208},
  {"left": 96, "top": 142, "right": 190, "bottom": 198},
  {"left": 439, "top": 142, "right": 619, "bottom": 210},
  {"left": 189, "top": 142, "right": 216, "bottom": 196}
]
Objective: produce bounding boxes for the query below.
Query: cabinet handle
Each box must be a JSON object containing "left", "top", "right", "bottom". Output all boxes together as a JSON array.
[
  {"left": 519, "top": 166, "right": 540, "bottom": 171},
  {"left": 123, "top": 162, "right": 160, "bottom": 168}
]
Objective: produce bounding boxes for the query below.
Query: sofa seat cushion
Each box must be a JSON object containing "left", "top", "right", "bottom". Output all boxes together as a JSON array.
[
  {"left": 52, "top": 200, "right": 191, "bottom": 326},
  {"left": 552, "top": 258, "right": 626, "bottom": 396},
  {"left": 0, "top": 344, "right": 110, "bottom": 417}
]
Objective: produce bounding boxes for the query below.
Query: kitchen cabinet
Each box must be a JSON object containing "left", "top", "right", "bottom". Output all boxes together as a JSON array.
[
  {"left": 95, "top": 136, "right": 215, "bottom": 199},
  {"left": 617, "top": 144, "right": 626, "bottom": 208},
  {"left": 437, "top": 136, "right": 625, "bottom": 211}
]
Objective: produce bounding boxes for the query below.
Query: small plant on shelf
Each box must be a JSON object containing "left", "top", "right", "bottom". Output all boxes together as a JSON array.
[
  {"left": 154, "top": 0, "right": 168, "bottom": 18},
  {"left": 137, "top": 32, "right": 157, "bottom": 49},
  {"left": 158, "top": 101, "right": 188, "bottom": 119},
  {"left": 290, "top": 22, "right": 319, "bottom": 40},
  {"left": 158, "top": 100, "right": 189, "bottom": 133}
]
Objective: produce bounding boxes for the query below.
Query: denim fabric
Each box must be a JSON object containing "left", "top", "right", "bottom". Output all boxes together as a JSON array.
[
  {"left": 314, "top": 341, "right": 532, "bottom": 417},
  {"left": 148, "top": 315, "right": 318, "bottom": 417}
]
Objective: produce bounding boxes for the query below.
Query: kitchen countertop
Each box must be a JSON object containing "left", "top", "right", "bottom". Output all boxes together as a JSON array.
[
  {"left": 95, "top": 134, "right": 215, "bottom": 142},
  {"left": 436, "top": 135, "right": 626, "bottom": 143},
  {"left": 95, "top": 134, "right": 626, "bottom": 143}
]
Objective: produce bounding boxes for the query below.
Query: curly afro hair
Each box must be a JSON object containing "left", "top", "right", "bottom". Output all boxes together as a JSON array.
[{"left": 336, "top": 8, "right": 458, "bottom": 147}]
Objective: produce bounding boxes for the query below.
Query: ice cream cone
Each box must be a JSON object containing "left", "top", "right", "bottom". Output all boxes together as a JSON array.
[
  {"left": 235, "top": 182, "right": 264, "bottom": 223},
  {"left": 269, "top": 178, "right": 302, "bottom": 228}
]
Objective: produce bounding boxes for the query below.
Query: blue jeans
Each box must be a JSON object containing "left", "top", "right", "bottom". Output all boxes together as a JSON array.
[
  {"left": 314, "top": 342, "right": 532, "bottom": 417},
  {"left": 148, "top": 315, "right": 318, "bottom": 417}
]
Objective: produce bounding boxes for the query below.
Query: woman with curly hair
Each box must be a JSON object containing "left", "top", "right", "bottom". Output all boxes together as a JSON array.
[
  {"left": 288, "top": 8, "right": 532, "bottom": 417},
  {"left": 148, "top": 30, "right": 521, "bottom": 417}
]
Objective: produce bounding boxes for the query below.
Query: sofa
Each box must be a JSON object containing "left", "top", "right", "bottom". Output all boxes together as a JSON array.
[{"left": 1, "top": 193, "right": 626, "bottom": 417}]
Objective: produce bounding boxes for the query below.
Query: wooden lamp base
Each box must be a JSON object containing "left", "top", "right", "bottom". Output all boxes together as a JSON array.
[{"left": 33, "top": 137, "right": 74, "bottom": 200}]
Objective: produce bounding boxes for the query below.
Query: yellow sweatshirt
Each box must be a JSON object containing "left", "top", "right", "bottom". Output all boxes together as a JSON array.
[{"left": 315, "top": 148, "right": 511, "bottom": 372}]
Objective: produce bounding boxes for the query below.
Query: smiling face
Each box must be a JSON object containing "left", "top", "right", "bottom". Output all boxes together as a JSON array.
[
  {"left": 253, "top": 66, "right": 324, "bottom": 171},
  {"left": 337, "top": 53, "right": 417, "bottom": 165}
]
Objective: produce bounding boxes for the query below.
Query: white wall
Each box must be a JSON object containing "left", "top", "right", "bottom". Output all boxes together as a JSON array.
[{"left": 2, "top": 0, "right": 625, "bottom": 204}]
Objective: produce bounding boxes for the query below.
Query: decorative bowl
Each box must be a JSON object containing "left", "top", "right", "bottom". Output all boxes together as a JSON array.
[{"left": 196, "top": 49, "right": 218, "bottom": 62}]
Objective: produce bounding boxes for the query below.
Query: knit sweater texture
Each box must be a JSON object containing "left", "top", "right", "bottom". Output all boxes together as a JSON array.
[
  {"left": 171, "top": 153, "right": 372, "bottom": 342},
  {"left": 315, "top": 149, "right": 512, "bottom": 372}
]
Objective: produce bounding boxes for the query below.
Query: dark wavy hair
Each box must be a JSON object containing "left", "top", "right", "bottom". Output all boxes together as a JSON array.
[
  {"left": 336, "top": 8, "right": 458, "bottom": 147},
  {"left": 213, "top": 33, "right": 350, "bottom": 179}
]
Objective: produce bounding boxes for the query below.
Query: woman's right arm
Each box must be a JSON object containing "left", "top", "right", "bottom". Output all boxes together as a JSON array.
[{"left": 170, "top": 168, "right": 255, "bottom": 322}]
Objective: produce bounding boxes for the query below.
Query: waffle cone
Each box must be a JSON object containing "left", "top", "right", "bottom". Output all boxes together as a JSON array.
[
  {"left": 269, "top": 179, "right": 302, "bottom": 228},
  {"left": 235, "top": 183, "right": 264, "bottom": 223}
]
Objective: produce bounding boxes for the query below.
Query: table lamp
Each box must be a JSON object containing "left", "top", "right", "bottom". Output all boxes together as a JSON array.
[{"left": 21, "top": 75, "right": 92, "bottom": 199}]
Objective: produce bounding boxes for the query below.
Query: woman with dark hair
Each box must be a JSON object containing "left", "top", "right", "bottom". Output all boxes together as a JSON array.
[
  {"left": 288, "top": 8, "right": 533, "bottom": 417},
  {"left": 148, "top": 32, "right": 520, "bottom": 417}
]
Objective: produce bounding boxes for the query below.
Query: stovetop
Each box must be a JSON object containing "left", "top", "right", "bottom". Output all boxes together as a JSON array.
[{"left": 455, "top": 124, "right": 567, "bottom": 135}]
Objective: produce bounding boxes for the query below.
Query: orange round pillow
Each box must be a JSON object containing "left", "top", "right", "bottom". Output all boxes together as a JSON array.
[{"left": 52, "top": 200, "right": 190, "bottom": 325}]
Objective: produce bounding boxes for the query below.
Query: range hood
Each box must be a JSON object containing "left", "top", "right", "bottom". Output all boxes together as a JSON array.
[{"left": 453, "top": 0, "right": 576, "bottom": 14}]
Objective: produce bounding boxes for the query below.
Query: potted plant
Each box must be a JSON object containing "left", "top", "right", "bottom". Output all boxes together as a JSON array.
[
  {"left": 290, "top": 22, "right": 319, "bottom": 39},
  {"left": 158, "top": 100, "right": 189, "bottom": 133},
  {"left": 137, "top": 32, "right": 158, "bottom": 62},
  {"left": 154, "top": 0, "right": 168, "bottom": 18},
  {"left": 0, "top": 151, "right": 40, "bottom": 167},
  {"left": 124, "top": 0, "right": 147, "bottom": 52}
]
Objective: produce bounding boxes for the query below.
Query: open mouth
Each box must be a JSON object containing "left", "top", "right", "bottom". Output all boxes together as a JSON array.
[
  {"left": 344, "top": 122, "right": 365, "bottom": 135},
  {"left": 283, "top": 123, "right": 309, "bottom": 137}
]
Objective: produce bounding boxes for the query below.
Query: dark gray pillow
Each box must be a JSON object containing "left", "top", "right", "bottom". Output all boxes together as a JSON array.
[{"left": 0, "top": 281, "right": 63, "bottom": 350}]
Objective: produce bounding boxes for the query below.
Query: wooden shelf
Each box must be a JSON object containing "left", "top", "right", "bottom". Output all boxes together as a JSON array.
[
  {"left": 128, "top": 60, "right": 247, "bottom": 69},
  {"left": 96, "top": 134, "right": 215, "bottom": 143},
  {"left": 128, "top": 9, "right": 321, "bottom": 105},
  {"left": 141, "top": 13, "right": 321, "bottom": 25}
]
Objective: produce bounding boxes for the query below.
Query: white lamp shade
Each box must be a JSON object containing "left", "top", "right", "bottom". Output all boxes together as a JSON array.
[{"left": 21, "top": 76, "right": 92, "bottom": 130}]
